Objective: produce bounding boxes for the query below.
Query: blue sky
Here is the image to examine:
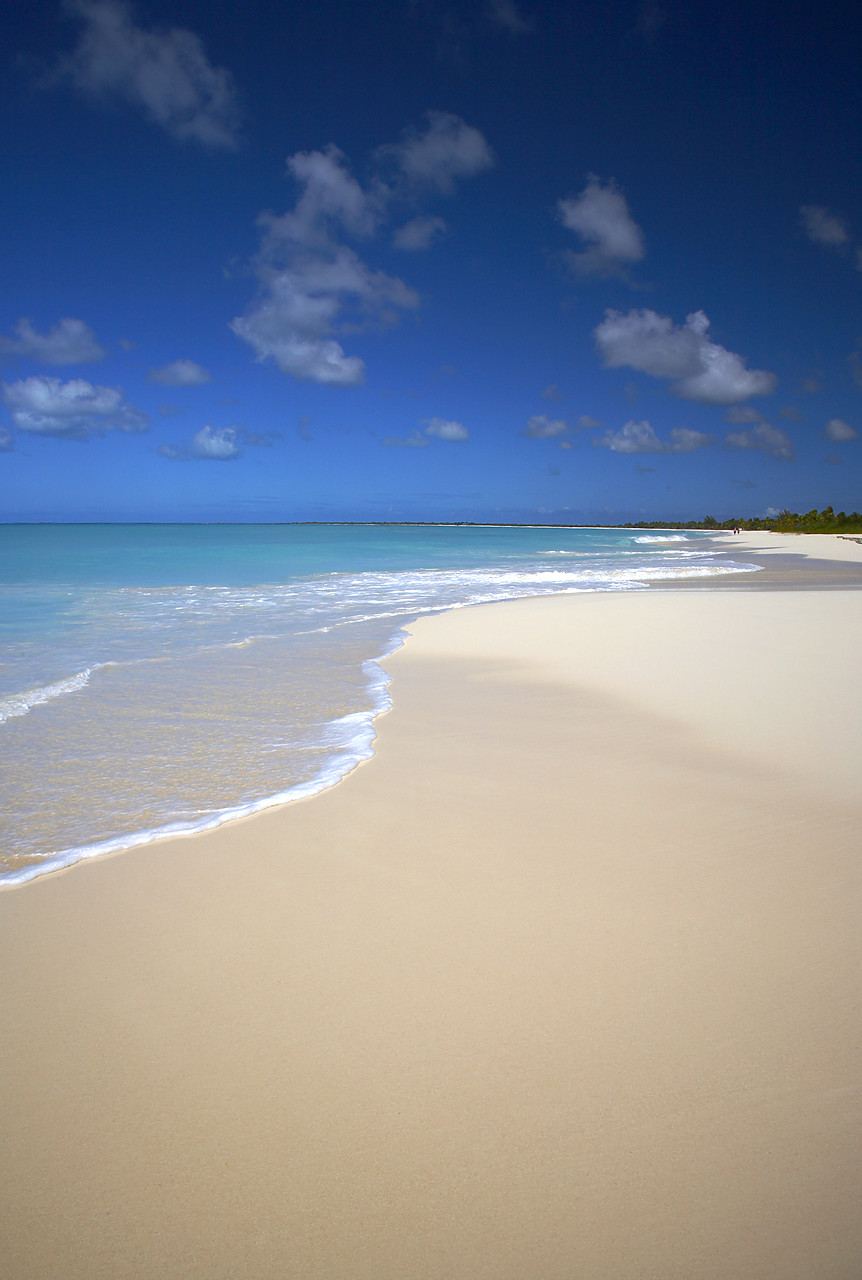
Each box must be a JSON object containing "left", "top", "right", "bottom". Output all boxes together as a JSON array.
[{"left": 1, "top": 0, "right": 860, "bottom": 523}]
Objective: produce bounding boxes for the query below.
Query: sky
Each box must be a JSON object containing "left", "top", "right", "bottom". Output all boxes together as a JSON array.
[{"left": 1, "top": 0, "right": 860, "bottom": 523}]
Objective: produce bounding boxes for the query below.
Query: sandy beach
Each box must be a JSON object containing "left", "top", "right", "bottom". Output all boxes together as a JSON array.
[{"left": 2, "top": 531, "right": 861, "bottom": 1279}]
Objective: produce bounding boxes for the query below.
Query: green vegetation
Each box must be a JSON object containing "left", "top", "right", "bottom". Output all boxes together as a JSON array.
[{"left": 622, "top": 506, "right": 862, "bottom": 534}]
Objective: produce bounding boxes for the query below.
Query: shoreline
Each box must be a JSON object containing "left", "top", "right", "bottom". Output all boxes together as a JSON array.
[
  {"left": 5, "top": 529, "right": 859, "bottom": 891},
  {"left": 2, "top": 535, "right": 862, "bottom": 1277}
]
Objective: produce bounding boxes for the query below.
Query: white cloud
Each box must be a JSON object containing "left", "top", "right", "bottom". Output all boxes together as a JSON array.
[
  {"left": 0, "top": 317, "right": 105, "bottom": 365},
  {"left": 523, "top": 414, "right": 568, "bottom": 439},
  {"left": 424, "top": 416, "right": 469, "bottom": 441},
  {"left": 0, "top": 427, "right": 13, "bottom": 451},
  {"left": 381, "top": 430, "right": 429, "bottom": 448},
  {"left": 824, "top": 417, "right": 859, "bottom": 442},
  {"left": 594, "top": 308, "right": 777, "bottom": 404},
  {"left": 800, "top": 204, "right": 851, "bottom": 249},
  {"left": 725, "top": 422, "right": 794, "bottom": 460},
  {"left": 666, "top": 426, "right": 714, "bottom": 452},
  {"left": 558, "top": 176, "right": 645, "bottom": 279},
  {"left": 487, "top": 0, "right": 533, "bottom": 32},
  {"left": 577, "top": 414, "right": 602, "bottom": 428},
  {"left": 233, "top": 117, "right": 491, "bottom": 384},
  {"left": 158, "top": 424, "right": 269, "bottom": 460},
  {"left": 231, "top": 247, "right": 418, "bottom": 386},
  {"left": 382, "top": 112, "right": 494, "bottom": 195},
  {"left": 263, "top": 146, "right": 380, "bottom": 251},
  {"left": 393, "top": 215, "right": 447, "bottom": 251},
  {"left": 190, "top": 425, "right": 239, "bottom": 459},
  {"left": 3, "top": 375, "right": 148, "bottom": 439},
  {"left": 724, "top": 405, "right": 764, "bottom": 423},
  {"left": 57, "top": 0, "right": 239, "bottom": 148},
  {"left": 148, "top": 358, "right": 211, "bottom": 386},
  {"left": 595, "top": 420, "right": 663, "bottom": 453},
  {"left": 594, "top": 419, "right": 713, "bottom": 454}
]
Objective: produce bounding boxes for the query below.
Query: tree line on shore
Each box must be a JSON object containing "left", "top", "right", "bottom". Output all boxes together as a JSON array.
[{"left": 621, "top": 506, "right": 862, "bottom": 534}]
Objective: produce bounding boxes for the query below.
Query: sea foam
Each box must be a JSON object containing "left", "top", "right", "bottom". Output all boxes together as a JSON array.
[{"left": 0, "top": 666, "right": 103, "bottom": 725}]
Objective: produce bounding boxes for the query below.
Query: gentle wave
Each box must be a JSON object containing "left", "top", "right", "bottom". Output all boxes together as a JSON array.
[
  {"left": 0, "top": 665, "right": 106, "bottom": 725},
  {"left": 0, "top": 655, "right": 394, "bottom": 887},
  {"left": 632, "top": 534, "right": 690, "bottom": 543}
]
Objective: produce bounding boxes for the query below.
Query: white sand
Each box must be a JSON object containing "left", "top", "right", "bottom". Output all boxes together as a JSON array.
[{"left": 714, "top": 529, "right": 862, "bottom": 562}]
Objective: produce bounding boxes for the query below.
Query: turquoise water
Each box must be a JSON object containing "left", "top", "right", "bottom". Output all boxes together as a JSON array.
[{"left": 0, "top": 524, "right": 757, "bottom": 884}]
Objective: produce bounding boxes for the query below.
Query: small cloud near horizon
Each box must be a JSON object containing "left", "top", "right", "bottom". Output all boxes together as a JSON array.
[
  {"left": 158, "top": 424, "right": 275, "bottom": 460},
  {"left": 594, "top": 419, "right": 713, "bottom": 454}
]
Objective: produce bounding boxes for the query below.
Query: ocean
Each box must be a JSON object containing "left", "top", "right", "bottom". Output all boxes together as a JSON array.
[{"left": 0, "top": 523, "right": 758, "bottom": 885}]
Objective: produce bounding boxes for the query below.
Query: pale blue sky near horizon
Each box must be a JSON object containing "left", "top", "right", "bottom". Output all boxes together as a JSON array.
[{"left": 1, "top": 0, "right": 860, "bottom": 523}]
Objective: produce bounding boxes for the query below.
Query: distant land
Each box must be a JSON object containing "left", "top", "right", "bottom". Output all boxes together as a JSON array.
[{"left": 620, "top": 506, "right": 862, "bottom": 534}]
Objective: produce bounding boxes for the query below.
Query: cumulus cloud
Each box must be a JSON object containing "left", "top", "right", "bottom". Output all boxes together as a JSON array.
[
  {"left": 724, "top": 422, "right": 794, "bottom": 460},
  {"left": 487, "top": 0, "right": 533, "bottom": 33},
  {"left": 381, "top": 112, "right": 494, "bottom": 195},
  {"left": 189, "top": 425, "right": 239, "bottom": 459},
  {"left": 231, "top": 247, "right": 418, "bottom": 385},
  {"left": 824, "top": 417, "right": 859, "bottom": 442},
  {"left": 0, "top": 426, "right": 13, "bottom": 451},
  {"left": 56, "top": 0, "right": 240, "bottom": 148},
  {"left": 148, "top": 358, "right": 211, "bottom": 386},
  {"left": 393, "top": 215, "right": 447, "bottom": 251},
  {"left": 594, "top": 419, "right": 713, "bottom": 454},
  {"left": 423, "top": 416, "right": 469, "bottom": 441},
  {"left": 263, "top": 146, "right": 381, "bottom": 251},
  {"left": 558, "top": 176, "right": 645, "bottom": 279},
  {"left": 158, "top": 424, "right": 270, "bottom": 460},
  {"left": 595, "top": 308, "right": 777, "bottom": 404},
  {"left": 3, "top": 375, "right": 148, "bottom": 439},
  {"left": 577, "top": 414, "right": 602, "bottom": 428},
  {"left": 232, "top": 117, "right": 490, "bottom": 385},
  {"left": 0, "top": 317, "right": 105, "bottom": 365},
  {"left": 541, "top": 384, "right": 562, "bottom": 400},
  {"left": 522, "top": 414, "right": 568, "bottom": 439},
  {"left": 800, "top": 204, "right": 851, "bottom": 249}
]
